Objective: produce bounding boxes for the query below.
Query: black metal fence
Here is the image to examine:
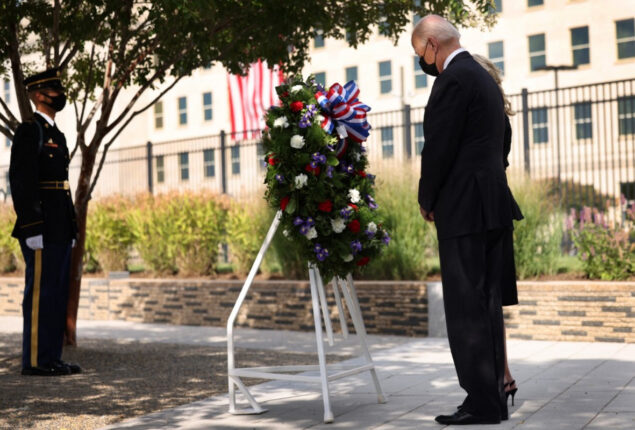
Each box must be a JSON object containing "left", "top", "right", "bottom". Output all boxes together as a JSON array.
[{"left": 1, "top": 78, "right": 634, "bottom": 223}]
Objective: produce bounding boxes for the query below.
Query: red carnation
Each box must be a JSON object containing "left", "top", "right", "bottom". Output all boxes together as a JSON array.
[
  {"left": 268, "top": 155, "right": 277, "bottom": 166},
  {"left": 318, "top": 200, "right": 333, "bottom": 212},
  {"left": 280, "top": 196, "right": 290, "bottom": 211},
  {"left": 348, "top": 219, "right": 361, "bottom": 233},
  {"left": 305, "top": 164, "right": 321, "bottom": 176},
  {"left": 290, "top": 101, "right": 304, "bottom": 112},
  {"left": 357, "top": 170, "right": 367, "bottom": 178},
  {"left": 282, "top": 91, "right": 289, "bottom": 98},
  {"left": 348, "top": 203, "right": 359, "bottom": 211},
  {"left": 356, "top": 256, "right": 370, "bottom": 266}
]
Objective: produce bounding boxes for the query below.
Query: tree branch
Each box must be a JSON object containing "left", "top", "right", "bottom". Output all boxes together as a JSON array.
[
  {"left": 53, "top": 0, "right": 60, "bottom": 65},
  {"left": 78, "top": 44, "right": 96, "bottom": 126},
  {"left": 59, "top": 44, "right": 80, "bottom": 70},
  {"left": 89, "top": 76, "right": 182, "bottom": 197},
  {"left": 0, "top": 96, "right": 19, "bottom": 129},
  {"left": 0, "top": 124, "right": 13, "bottom": 140}
]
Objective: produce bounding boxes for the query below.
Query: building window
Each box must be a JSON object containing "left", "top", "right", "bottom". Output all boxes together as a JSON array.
[
  {"left": 257, "top": 143, "right": 266, "bottom": 171},
  {"left": 571, "top": 26, "right": 590, "bottom": 66},
  {"left": 616, "top": 18, "right": 635, "bottom": 59},
  {"left": 203, "top": 92, "right": 213, "bottom": 122},
  {"left": 528, "top": 33, "right": 546, "bottom": 72},
  {"left": 154, "top": 102, "right": 163, "bottom": 129},
  {"left": 231, "top": 146, "right": 240, "bottom": 175},
  {"left": 414, "top": 122, "right": 425, "bottom": 153},
  {"left": 314, "top": 72, "right": 326, "bottom": 88},
  {"left": 5, "top": 136, "right": 11, "bottom": 147},
  {"left": 414, "top": 56, "right": 427, "bottom": 89},
  {"left": 203, "top": 149, "right": 215, "bottom": 178},
  {"left": 488, "top": 41, "right": 505, "bottom": 74},
  {"left": 179, "top": 152, "right": 189, "bottom": 180},
  {"left": 490, "top": 0, "right": 502, "bottom": 13},
  {"left": 378, "top": 17, "right": 390, "bottom": 36},
  {"left": 345, "top": 30, "right": 354, "bottom": 44},
  {"left": 314, "top": 30, "right": 325, "bottom": 48},
  {"left": 528, "top": 0, "right": 543, "bottom": 7},
  {"left": 3, "top": 80, "right": 9, "bottom": 103},
  {"left": 618, "top": 96, "right": 635, "bottom": 135},
  {"left": 156, "top": 155, "right": 165, "bottom": 183},
  {"left": 4, "top": 170, "right": 10, "bottom": 197},
  {"left": 573, "top": 102, "right": 592, "bottom": 140},
  {"left": 379, "top": 60, "right": 392, "bottom": 94},
  {"left": 531, "top": 108, "right": 549, "bottom": 144},
  {"left": 381, "top": 126, "right": 394, "bottom": 158},
  {"left": 345, "top": 66, "right": 358, "bottom": 83},
  {"left": 178, "top": 96, "right": 187, "bottom": 125}
]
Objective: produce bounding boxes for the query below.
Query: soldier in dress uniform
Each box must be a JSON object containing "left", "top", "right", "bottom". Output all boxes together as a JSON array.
[{"left": 9, "top": 67, "right": 81, "bottom": 376}]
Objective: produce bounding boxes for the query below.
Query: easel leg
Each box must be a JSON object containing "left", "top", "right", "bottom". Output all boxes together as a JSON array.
[
  {"left": 340, "top": 276, "right": 386, "bottom": 404},
  {"left": 309, "top": 266, "right": 334, "bottom": 423}
]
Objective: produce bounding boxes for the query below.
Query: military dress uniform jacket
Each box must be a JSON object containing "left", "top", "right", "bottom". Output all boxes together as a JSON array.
[
  {"left": 9, "top": 113, "right": 78, "bottom": 244},
  {"left": 418, "top": 51, "right": 523, "bottom": 240}
]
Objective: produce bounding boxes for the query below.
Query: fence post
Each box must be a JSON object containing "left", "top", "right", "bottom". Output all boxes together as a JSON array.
[
  {"left": 220, "top": 130, "right": 227, "bottom": 194},
  {"left": 521, "top": 88, "right": 531, "bottom": 175},
  {"left": 146, "top": 141, "right": 153, "bottom": 194},
  {"left": 403, "top": 104, "right": 412, "bottom": 159}
]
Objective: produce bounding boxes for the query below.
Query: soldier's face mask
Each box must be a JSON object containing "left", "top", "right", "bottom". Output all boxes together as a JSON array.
[{"left": 42, "top": 91, "right": 67, "bottom": 112}]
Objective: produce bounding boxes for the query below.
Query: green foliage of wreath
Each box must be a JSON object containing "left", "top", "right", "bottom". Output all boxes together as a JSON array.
[{"left": 262, "top": 75, "right": 389, "bottom": 281}]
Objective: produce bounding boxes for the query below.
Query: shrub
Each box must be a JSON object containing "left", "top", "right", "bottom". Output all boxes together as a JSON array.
[
  {"left": 362, "top": 172, "right": 438, "bottom": 280},
  {"left": 128, "top": 192, "right": 227, "bottom": 276},
  {"left": 226, "top": 199, "right": 273, "bottom": 275},
  {"left": 86, "top": 196, "right": 135, "bottom": 272},
  {"left": 570, "top": 206, "right": 634, "bottom": 280},
  {"left": 510, "top": 177, "right": 563, "bottom": 279},
  {"left": 0, "top": 204, "right": 21, "bottom": 272}
]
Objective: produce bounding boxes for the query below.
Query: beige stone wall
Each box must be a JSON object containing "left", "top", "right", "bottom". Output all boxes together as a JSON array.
[{"left": 1, "top": 278, "right": 633, "bottom": 342}]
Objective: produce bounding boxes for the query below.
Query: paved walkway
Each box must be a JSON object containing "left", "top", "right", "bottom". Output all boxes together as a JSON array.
[{"left": 1, "top": 317, "right": 634, "bottom": 429}]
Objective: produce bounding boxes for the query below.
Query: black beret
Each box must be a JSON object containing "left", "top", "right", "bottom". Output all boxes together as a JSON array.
[{"left": 23, "top": 67, "right": 65, "bottom": 92}]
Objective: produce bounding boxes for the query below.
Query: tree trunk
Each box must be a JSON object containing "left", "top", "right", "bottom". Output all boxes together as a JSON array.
[{"left": 64, "top": 140, "right": 97, "bottom": 346}]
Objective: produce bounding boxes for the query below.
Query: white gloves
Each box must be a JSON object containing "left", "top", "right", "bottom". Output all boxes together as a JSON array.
[
  {"left": 72, "top": 239, "right": 76, "bottom": 248},
  {"left": 25, "top": 235, "right": 44, "bottom": 250}
]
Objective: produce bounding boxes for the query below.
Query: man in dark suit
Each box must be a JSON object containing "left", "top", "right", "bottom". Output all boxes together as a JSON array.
[
  {"left": 412, "top": 15, "right": 523, "bottom": 425},
  {"left": 9, "top": 68, "right": 81, "bottom": 376}
]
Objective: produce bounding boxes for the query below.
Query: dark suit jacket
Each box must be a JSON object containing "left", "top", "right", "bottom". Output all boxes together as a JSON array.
[
  {"left": 9, "top": 113, "right": 78, "bottom": 243},
  {"left": 419, "top": 51, "right": 522, "bottom": 240}
]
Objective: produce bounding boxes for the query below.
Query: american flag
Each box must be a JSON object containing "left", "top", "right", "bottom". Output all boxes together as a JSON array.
[{"left": 227, "top": 60, "right": 284, "bottom": 140}]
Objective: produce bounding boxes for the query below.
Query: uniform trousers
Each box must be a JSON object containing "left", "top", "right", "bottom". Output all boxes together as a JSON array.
[
  {"left": 438, "top": 228, "right": 513, "bottom": 420},
  {"left": 19, "top": 239, "right": 72, "bottom": 369}
]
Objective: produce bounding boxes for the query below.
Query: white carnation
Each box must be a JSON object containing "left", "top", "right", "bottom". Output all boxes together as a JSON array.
[
  {"left": 294, "top": 174, "right": 308, "bottom": 189},
  {"left": 306, "top": 227, "right": 318, "bottom": 240},
  {"left": 342, "top": 254, "right": 354, "bottom": 262},
  {"left": 273, "top": 116, "right": 289, "bottom": 128},
  {"left": 367, "top": 222, "right": 377, "bottom": 233},
  {"left": 291, "top": 84, "right": 304, "bottom": 93},
  {"left": 348, "top": 188, "right": 361, "bottom": 203},
  {"left": 315, "top": 114, "right": 325, "bottom": 124},
  {"left": 353, "top": 152, "right": 361, "bottom": 161},
  {"left": 331, "top": 217, "right": 346, "bottom": 234},
  {"left": 290, "top": 134, "right": 305, "bottom": 149},
  {"left": 283, "top": 229, "right": 290, "bottom": 237}
]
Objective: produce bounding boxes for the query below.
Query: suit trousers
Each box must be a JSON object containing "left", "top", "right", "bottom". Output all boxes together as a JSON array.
[
  {"left": 438, "top": 228, "right": 510, "bottom": 419},
  {"left": 20, "top": 239, "right": 72, "bottom": 369}
]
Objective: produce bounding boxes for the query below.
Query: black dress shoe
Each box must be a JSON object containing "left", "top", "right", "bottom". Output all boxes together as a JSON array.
[
  {"left": 56, "top": 359, "right": 82, "bottom": 374},
  {"left": 21, "top": 364, "right": 72, "bottom": 376},
  {"left": 435, "top": 410, "right": 501, "bottom": 425}
]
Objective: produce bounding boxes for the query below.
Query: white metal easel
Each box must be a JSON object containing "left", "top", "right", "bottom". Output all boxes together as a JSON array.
[{"left": 226, "top": 210, "right": 386, "bottom": 423}]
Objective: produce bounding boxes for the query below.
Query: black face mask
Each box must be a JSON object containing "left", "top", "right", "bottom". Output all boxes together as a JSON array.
[
  {"left": 419, "top": 42, "right": 439, "bottom": 77},
  {"left": 43, "top": 93, "right": 67, "bottom": 112}
]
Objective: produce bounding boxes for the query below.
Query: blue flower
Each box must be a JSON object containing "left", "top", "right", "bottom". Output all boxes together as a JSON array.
[
  {"left": 275, "top": 174, "right": 284, "bottom": 183},
  {"left": 293, "top": 217, "right": 304, "bottom": 226},
  {"left": 350, "top": 240, "right": 362, "bottom": 255},
  {"left": 326, "top": 165, "right": 334, "bottom": 178},
  {"left": 382, "top": 232, "right": 391, "bottom": 245}
]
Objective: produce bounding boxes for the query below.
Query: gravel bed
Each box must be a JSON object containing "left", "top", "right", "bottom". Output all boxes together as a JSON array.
[{"left": 0, "top": 333, "right": 346, "bottom": 430}]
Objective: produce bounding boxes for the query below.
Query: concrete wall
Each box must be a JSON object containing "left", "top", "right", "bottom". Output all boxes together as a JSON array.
[{"left": 1, "top": 277, "right": 633, "bottom": 342}]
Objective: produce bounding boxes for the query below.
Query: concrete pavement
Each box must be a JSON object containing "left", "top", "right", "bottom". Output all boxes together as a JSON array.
[{"left": 1, "top": 316, "right": 633, "bottom": 429}]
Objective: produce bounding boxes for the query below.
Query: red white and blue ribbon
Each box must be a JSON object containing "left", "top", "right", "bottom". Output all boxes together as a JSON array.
[{"left": 315, "top": 80, "right": 371, "bottom": 144}]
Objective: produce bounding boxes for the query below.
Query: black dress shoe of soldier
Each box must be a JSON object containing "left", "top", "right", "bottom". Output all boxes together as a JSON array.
[
  {"left": 21, "top": 363, "right": 72, "bottom": 376},
  {"left": 56, "top": 359, "right": 82, "bottom": 374},
  {"left": 435, "top": 410, "right": 501, "bottom": 425}
]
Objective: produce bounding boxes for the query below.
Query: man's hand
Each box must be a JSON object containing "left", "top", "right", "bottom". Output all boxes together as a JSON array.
[
  {"left": 25, "top": 235, "right": 43, "bottom": 250},
  {"left": 419, "top": 207, "right": 434, "bottom": 222}
]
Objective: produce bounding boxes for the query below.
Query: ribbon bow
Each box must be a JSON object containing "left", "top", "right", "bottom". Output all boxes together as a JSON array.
[{"left": 315, "top": 81, "right": 371, "bottom": 144}]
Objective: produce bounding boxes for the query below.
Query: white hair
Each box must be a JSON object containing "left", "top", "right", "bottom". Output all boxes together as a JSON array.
[{"left": 413, "top": 14, "right": 461, "bottom": 44}]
